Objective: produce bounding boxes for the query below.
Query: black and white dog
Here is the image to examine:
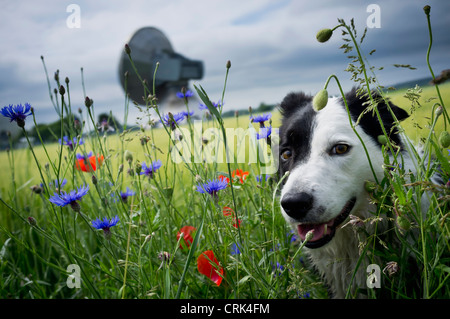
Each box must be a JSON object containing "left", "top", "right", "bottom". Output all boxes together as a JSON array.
[{"left": 278, "top": 88, "right": 418, "bottom": 298}]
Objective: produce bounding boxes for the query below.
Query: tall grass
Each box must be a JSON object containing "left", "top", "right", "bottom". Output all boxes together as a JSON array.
[{"left": 0, "top": 5, "right": 448, "bottom": 299}]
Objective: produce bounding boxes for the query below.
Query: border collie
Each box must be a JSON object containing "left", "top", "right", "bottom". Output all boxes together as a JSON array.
[{"left": 278, "top": 88, "right": 422, "bottom": 298}]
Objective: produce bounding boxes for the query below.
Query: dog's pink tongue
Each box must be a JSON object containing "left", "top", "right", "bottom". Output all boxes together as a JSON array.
[{"left": 297, "top": 222, "right": 332, "bottom": 242}]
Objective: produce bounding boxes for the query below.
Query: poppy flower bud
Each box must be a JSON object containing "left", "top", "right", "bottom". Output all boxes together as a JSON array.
[
  {"left": 226, "top": 60, "right": 231, "bottom": 69},
  {"left": 396, "top": 215, "right": 411, "bottom": 231},
  {"left": 304, "top": 230, "right": 315, "bottom": 242},
  {"left": 312, "top": 89, "right": 328, "bottom": 111},
  {"left": 364, "top": 180, "right": 377, "bottom": 193},
  {"left": 439, "top": 131, "right": 450, "bottom": 148},
  {"left": 92, "top": 175, "right": 98, "bottom": 185},
  {"left": 377, "top": 135, "right": 388, "bottom": 145},
  {"left": 435, "top": 105, "right": 443, "bottom": 118},
  {"left": 423, "top": 5, "right": 430, "bottom": 15},
  {"left": 124, "top": 150, "right": 133, "bottom": 163},
  {"left": 316, "top": 28, "right": 333, "bottom": 43}
]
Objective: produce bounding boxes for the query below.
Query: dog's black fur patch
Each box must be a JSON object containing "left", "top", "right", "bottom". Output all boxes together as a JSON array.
[
  {"left": 343, "top": 88, "right": 409, "bottom": 148},
  {"left": 279, "top": 92, "right": 317, "bottom": 173}
]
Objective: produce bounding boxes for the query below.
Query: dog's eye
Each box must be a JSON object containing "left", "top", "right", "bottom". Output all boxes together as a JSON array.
[
  {"left": 331, "top": 144, "right": 350, "bottom": 155},
  {"left": 281, "top": 149, "right": 292, "bottom": 161}
]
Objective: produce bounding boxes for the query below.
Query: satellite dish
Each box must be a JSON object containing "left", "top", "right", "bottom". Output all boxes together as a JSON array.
[{"left": 119, "top": 27, "right": 204, "bottom": 105}]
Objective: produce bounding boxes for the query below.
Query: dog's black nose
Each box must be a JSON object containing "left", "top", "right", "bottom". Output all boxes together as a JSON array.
[{"left": 281, "top": 192, "right": 314, "bottom": 219}]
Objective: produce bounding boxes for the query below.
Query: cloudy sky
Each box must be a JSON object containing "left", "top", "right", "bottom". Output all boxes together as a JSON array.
[{"left": 1, "top": 0, "right": 449, "bottom": 128}]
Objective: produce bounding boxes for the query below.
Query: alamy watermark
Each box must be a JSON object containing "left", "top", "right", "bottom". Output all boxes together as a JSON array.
[
  {"left": 366, "top": 4, "right": 381, "bottom": 29},
  {"left": 169, "top": 122, "right": 279, "bottom": 174},
  {"left": 366, "top": 264, "right": 381, "bottom": 289},
  {"left": 66, "top": 264, "right": 81, "bottom": 288},
  {"left": 66, "top": 4, "right": 81, "bottom": 29}
]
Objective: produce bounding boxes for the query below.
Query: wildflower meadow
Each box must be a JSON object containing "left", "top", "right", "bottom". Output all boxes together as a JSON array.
[{"left": 0, "top": 5, "right": 449, "bottom": 304}]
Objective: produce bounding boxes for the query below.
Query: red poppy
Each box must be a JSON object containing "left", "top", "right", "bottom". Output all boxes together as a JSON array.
[
  {"left": 218, "top": 175, "right": 230, "bottom": 185},
  {"left": 176, "top": 226, "right": 196, "bottom": 249},
  {"left": 223, "top": 206, "right": 241, "bottom": 228},
  {"left": 75, "top": 154, "right": 104, "bottom": 172},
  {"left": 218, "top": 169, "right": 249, "bottom": 186},
  {"left": 197, "top": 250, "right": 224, "bottom": 286},
  {"left": 231, "top": 169, "right": 249, "bottom": 184}
]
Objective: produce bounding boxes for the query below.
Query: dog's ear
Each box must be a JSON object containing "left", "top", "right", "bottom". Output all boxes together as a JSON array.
[
  {"left": 344, "top": 87, "right": 409, "bottom": 123},
  {"left": 279, "top": 92, "right": 312, "bottom": 118},
  {"left": 344, "top": 88, "right": 409, "bottom": 147},
  {"left": 388, "top": 102, "right": 409, "bottom": 122}
]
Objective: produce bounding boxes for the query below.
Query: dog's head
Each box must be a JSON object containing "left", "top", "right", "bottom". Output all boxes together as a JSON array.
[{"left": 278, "top": 89, "right": 408, "bottom": 248}]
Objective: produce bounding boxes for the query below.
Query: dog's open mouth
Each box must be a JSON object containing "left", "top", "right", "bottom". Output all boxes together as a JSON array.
[{"left": 297, "top": 197, "right": 356, "bottom": 249}]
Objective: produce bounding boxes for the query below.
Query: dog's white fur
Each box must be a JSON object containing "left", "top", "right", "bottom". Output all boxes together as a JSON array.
[{"left": 280, "top": 97, "right": 419, "bottom": 298}]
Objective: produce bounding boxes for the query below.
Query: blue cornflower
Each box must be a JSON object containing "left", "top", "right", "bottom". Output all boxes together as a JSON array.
[
  {"left": 120, "top": 187, "right": 136, "bottom": 203},
  {"left": 59, "top": 136, "right": 83, "bottom": 151},
  {"left": 140, "top": 160, "right": 163, "bottom": 178},
  {"left": 176, "top": 90, "right": 194, "bottom": 99},
  {"left": 181, "top": 110, "right": 194, "bottom": 118},
  {"left": 250, "top": 113, "right": 272, "bottom": 124},
  {"left": 256, "top": 126, "right": 272, "bottom": 139},
  {"left": 196, "top": 178, "right": 228, "bottom": 198},
  {"left": 272, "top": 262, "right": 285, "bottom": 277},
  {"left": 1, "top": 103, "right": 32, "bottom": 128},
  {"left": 300, "top": 292, "right": 311, "bottom": 299},
  {"left": 76, "top": 151, "right": 93, "bottom": 160},
  {"left": 161, "top": 112, "right": 185, "bottom": 130},
  {"left": 43, "top": 178, "right": 67, "bottom": 190},
  {"left": 199, "top": 100, "right": 221, "bottom": 111},
  {"left": 48, "top": 184, "right": 89, "bottom": 212},
  {"left": 92, "top": 215, "right": 119, "bottom": 239},
  {"left": 230, "top": 242, "right": 242, "bottom": 255},
  {"left": 287, "top": 229, "right": 298, "bottom": 243},
  {"left": 256, "top": 174, "right": 270, "bottom": 183}
]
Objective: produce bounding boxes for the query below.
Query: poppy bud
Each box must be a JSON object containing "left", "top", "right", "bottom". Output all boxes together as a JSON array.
[
  {"left": 439, "top": 131, "right": 450, "bottom": 148},
  {"left": 423, "top": 5, "right": 430, "bottom": 15},
  {"left": 312, "top": 89, "right": 328, "bottom": 111},
  {"left": 316, "top": 28, "right": 333, "bottom": 43},
  {"left": 124, "top": 150, "right": 133, "bottom": 163},
  {"left": 377, "top": 135, "right": 388, "bottom": 145},
  {"left": 226, "top": 60, "right": 231, "bottom": 69},
  {"left": 364, "top": 180, "right": 377, "bottom": 193},
  {"left": 59, "top": 85, "right": 65, "bottom": 96},
  {"left": 435, "top": 105, "right": 443, "bottom": 118},
  {"left": 304, "top": 230, "right": 315, "bottom": 242},
  {"left": 396, "top": 215, "right": 411, "bottom": 231}
]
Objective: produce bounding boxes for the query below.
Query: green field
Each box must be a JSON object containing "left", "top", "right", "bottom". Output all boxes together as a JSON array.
[{"left": 1, "top": 10, "right": 449, "bottom": 298}]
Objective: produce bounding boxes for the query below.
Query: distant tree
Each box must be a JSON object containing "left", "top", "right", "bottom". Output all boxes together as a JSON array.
[
  {"left": 256, "top": 103, "right": 275, "bottom": 112},
  {"left": 28, "top": 115, "right": 82, "bottom": 143}
]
